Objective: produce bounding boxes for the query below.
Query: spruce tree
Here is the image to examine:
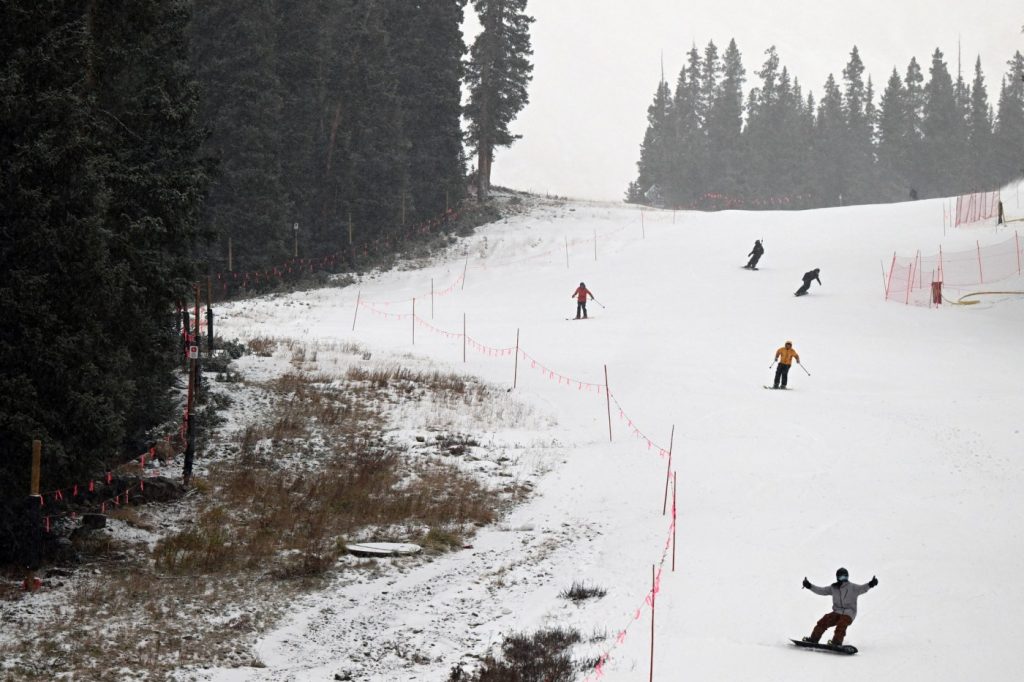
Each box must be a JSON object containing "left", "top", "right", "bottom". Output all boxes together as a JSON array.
[
  {"left": 191, "top": 0, "right": 287, "bottom": 271},
  {"left": 634, "top": 79, "right": 673, "bottom": 205},
  {"left": 0, "top": 2, "right": 133, "bottom": 493},
  {"left": 705, "top": 39, "right": 746, "bottom": 199},
  {"left": 465, "top": 0, "right": 535, "bottom": 201},
  {"left": 921, "top": 48, "right": 964, "bottom": 196},
  {"left": 994, "top": 52, "right": 1024, "bottom": 183},
  {"left": 967, "top": 57, "right": 995, "bottom": 190},
  {"left": 841, "top": 47, "right": 876, "bottom": 203}
]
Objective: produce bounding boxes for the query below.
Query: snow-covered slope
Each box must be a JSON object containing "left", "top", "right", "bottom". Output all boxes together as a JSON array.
[{"left": 202, "top": 195, "right": 1024, "bottom": 681}]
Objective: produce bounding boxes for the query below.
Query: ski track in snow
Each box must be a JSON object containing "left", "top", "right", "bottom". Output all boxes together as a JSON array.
[{"left": 177, "top": 192, "right": 1024, "bottom": 681}]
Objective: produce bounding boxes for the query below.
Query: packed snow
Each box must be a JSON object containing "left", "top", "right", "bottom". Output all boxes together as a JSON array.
[{"left": 184, "top": 192, "right": 1024, "bottom": 681}]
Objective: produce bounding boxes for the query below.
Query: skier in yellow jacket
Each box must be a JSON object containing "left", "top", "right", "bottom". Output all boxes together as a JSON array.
[{"left": 772, "top": 341, "right": 800, "bottom": 389}]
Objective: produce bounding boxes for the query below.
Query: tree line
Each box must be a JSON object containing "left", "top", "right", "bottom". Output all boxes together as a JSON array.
[
  {"left": 627, "top": 40, "right": 1024, "bottom": 209},
  {"left": 0, "top": 0, "right": 533, "bottom": 514}
]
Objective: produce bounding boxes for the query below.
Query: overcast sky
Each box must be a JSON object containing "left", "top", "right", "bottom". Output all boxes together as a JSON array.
[{"left": 464, "top": 1, "right": 1022, "bottom": 201}]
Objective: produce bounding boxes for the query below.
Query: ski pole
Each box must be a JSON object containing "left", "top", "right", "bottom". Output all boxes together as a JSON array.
[
  {"left": 768, "top": 360, "right": 776, "bottom": 369},
  {"left": 798, "top": 362, "right": 811, "bottom": 376},
  {"left": 592, "top": 298, "right": 606, "bottom": 309}
]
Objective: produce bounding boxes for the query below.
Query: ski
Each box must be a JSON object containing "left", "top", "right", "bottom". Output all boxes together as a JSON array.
[
  {"left": 790, "top": 639, "right": 857, "bottom": 655},
  {"left": 763, "top": 386, "right": 793, "bottom": 390},
  {"left": 566, "top": 317, "right": 592, "bottom": 321}
]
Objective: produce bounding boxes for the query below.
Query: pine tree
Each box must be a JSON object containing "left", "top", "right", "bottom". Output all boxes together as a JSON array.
[
  {"left": 994, "top": 51, "right": 1024, "bottom": 183},
  {"left": 320, "top": 0, "right": 408, "bottom": 256},
  {"left": 387, "top": 0, "right": 468, "bottom": 221},
  {"left": 465, "top": 0, "right": 535, "bottom": 201},
  {"left": 89, "top": 0, "right": 212, "bottom": 443},
  {"left": 0, "top": 2, "right": 134, "bottom": 494},
  {"left": 705, "top": 39, "right": 746, "bottom": 199},
  {"left": 967, "top": 57, "right": 995, "bottom": 190},
  {"left": 841, "top": 47, "right": 876, "bottom": 203},
  {"left": 921, "top": 48, "right": 964, "bottom": 196},
  {"left": 812, "top": 74, "right": 846, "bottom": 205},
  {"left": 665, "top": 47, "right": 705, "bottom": 206},
  {"left": 191, "top": 0, "right": 287, "bottom": 271},
  {"left": 634, "top": 79, "right": 673, "bottom": 205}
]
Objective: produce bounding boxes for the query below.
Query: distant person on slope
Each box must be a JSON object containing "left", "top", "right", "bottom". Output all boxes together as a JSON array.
[
  {"left": 794, "top": 268, "right": 821, "bottom": 296},
  {"left": 571, "top": 282, "right": 594, "bottom": 319},
  {"left": 744, "top": 240, "right": 764, "bottom": 269},
  {"left": 772, "top": 341, "right": 799, "bottom": 389},
  {"left": 802, "top": 568, "right": 878, "bottom": 646}
]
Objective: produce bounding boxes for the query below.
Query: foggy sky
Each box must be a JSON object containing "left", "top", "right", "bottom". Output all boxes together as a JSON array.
[{"left": 465, "top": 0, "right": 1023, "bottom": 201}]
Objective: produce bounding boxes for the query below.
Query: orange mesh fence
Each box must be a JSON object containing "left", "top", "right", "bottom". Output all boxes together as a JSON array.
[{"left": 884, "top": 232, "right": 1023, "bottom": 305}]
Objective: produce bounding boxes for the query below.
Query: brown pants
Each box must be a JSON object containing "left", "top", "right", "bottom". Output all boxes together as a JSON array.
[{"left": 810, "top": 612, "right": 853, "bottom": 644}]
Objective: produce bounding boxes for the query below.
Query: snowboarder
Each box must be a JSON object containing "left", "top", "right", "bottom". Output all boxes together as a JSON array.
[
  {"left": 802, "top": 568, "right": 878, "bottom": 646},
  {"left": 794, "top": 268, "right": 821, "bottom": 296},
  {"left": 771, "top": 341, "right": 799, "bottom": 389},
  {"left": 571, "top": 282, "right": 594, "bottom": 319},
  {"left": 744, "top": 240, "right": 764, "bottom": 269}
]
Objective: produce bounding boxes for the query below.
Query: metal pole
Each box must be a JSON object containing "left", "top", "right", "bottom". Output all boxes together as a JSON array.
[
  {"left": 662, "top": 425, "right": 674, "bottom": 515},
  {"left": 461, "top": 257, "right": 468, "bottom": 291},
  {"left": 977, "top": 240, "right": 984, "bottom": 284},
  {"left": 604, "top": 365, "right": 612, "bottom": 442},
  {"left": 513, "top": 329, "right": 520, "bottom": 388},
  {"left": 884, "top": 253, "right": 897, "bottom": 300},
  {"left": 351, "top": 291, "right": 361, "bottom": 331},
  {"left": 463, "top": 313, "right": 466, "bottom": 363}
]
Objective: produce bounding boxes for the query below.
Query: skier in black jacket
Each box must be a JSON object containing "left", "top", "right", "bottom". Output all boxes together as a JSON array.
[
  {"left": 794, "top": 268, "right": 821, "bottom": 296},
  {"left": 744, "top": 240, "right": 764, "bottom": 269}
]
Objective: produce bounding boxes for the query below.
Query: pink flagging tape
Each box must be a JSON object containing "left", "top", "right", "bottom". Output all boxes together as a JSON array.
[{"left": 580, "top": 512, "right": 677, "bottom": 681}]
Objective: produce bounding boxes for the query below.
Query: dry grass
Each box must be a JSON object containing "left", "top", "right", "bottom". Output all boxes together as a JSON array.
[{"left": 0, "top": 349, "right": 528, "bottom": 681}]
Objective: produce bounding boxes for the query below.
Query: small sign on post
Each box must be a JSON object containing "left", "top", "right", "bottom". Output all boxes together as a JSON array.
[{"left": 188, "top": 345, "right": 199, "bottom": 360}]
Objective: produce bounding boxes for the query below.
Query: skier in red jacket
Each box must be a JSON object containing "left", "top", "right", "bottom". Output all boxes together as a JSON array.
[{"left": 571, "top": 282, "right": 594, "bottom": 319}]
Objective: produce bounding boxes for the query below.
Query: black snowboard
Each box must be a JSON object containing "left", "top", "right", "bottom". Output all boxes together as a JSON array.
[
  {"left": 790, "top": 639, "right": 857, "bottom": 655},
  {"left": 794, "top": 291, "right": 808, "bottom": 297},
  {"left": 741, "top": 265, "right": 759, "bottom": 270}
]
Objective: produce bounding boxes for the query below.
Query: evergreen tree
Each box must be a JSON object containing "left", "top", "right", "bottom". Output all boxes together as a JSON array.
[
  {"left": 921, "top": 48, "right": 965, "bottom": 196},
  {"left": 841, "top": 47, "right": 876, "bottom": 202},
  {"left": 705, "top": 39, "right": 746, "bottom": 198},
  {"left": 994, "top": 51, "right": 1024, "bottom": 183},
  {"left": 320, "top": 0, "right": 408, "bottom": 255},
  {"left": 465, "top": 0, "right": 535, "bottom": 201},
  {"left": 387, "top": 0, "right": 468, "bottom": 221},
  {"left": 191, "top": 0, "right": 287, "bottom": 271},
  {"left": 634, "top": 78, "right": 673, "bottom": 204},
  {"left": 812, "top": 74, "right": 846, "bottom": 205},
  {"left": 902, "top": 57, "right": 926, "bottom": 194},
  {"left": 665, "top": 47, "right": 705, "bottom": 206},
  {"left": 274, "top": 0, "right": 330, "bottom": 253},
  {"left": 967, "top": 57, "right": 995, "bottom": 190},
  {"left": 90, "top": 0, "right": 212, "bottom": 443}
]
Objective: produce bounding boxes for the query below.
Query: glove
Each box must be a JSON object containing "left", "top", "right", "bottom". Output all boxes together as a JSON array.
[
  {"left": 868, "top": 576, "right": 878, "bottom": 588},
  {"left": 802, "top": 577, "right": 811, "bottom": 589}
]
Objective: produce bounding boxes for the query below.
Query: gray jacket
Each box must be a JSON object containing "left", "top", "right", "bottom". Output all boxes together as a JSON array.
[{"left": 808, "top": 580, "right": 874, "bottom": 621}]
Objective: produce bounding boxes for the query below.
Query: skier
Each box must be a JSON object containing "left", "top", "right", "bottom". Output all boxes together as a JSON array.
[
  {"left": 802, "top": 568, "right": 878, "bottom": 646},
  {"left": 794, "top": 268, "right": 821, "bottom": 296},
  {"left": 771, "top": 340, "right": 799, "bottom": 389},
  {"left": 744, "top": 240, "right": 764, "bottom": 269},
  {"left": 571, "top": 282, "right": 594, "bottom": 319}
]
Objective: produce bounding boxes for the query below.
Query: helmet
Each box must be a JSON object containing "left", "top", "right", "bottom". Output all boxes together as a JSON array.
[
  {"left": 785, "top": 340, "right": 792, "bottom": 346},
  {"left": 580, "top": 282, "right": 585, "bottom": 287},
  {"left": 836, "top": 567, "right": 849, "bottom": 581}
]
